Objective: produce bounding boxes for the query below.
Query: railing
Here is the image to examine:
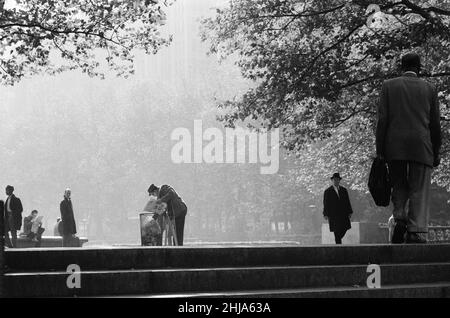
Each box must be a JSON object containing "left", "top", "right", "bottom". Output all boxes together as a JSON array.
[
  {"left": 185, "top": 234, "right": 322, "bottom": 245},
  {"left": 427, "top": 226, "right": 450, "bottom": 243},
  {"left": 379, "top": 224, "right": 450, "bottom": 243}
]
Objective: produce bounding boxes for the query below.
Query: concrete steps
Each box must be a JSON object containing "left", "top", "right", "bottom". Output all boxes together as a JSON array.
[
  {"left": 135, "top": 282, "right": 450, "bottom": 298},
  {"left": 4, "top": 244, "right": 450, "bottom": 297},
  {"left": 5, "top": 244, "right": 450, "bottom": 271}
]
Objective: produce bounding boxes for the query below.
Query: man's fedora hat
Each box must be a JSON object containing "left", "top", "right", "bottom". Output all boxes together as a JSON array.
[{"left": 331, "top": 173, "right": 342, "bottom": 180}]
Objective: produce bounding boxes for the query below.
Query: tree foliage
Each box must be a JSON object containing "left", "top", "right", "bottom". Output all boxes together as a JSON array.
[
  {"left": 201, "top": 0, "right": 450, "bottom": 190},
  {"left": 0, "top": 0, "right": 173, "bottom": 84}
]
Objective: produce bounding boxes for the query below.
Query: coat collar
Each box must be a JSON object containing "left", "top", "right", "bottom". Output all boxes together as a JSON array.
[
  {"left": 402, "top": 71, "right": 418, "bottom": 78},
  {"left": 328, "top": 185, "right": 343, "bottom": 194}
]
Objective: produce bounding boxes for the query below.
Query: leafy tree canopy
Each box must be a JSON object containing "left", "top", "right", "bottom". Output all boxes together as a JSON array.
[
  {"left": 0, "top": 0, "right": 173, "bottom": 84},
  {"left": 201, "top": 0, "right": 450, "bottom": 191}
]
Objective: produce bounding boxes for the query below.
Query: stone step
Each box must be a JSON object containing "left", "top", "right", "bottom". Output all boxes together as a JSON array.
[
  {"left": 132, "top": 282, "right": 450, "bottom": 298},
  {"left": 5, "top": 262, "right": 450, "bottom": 297},
  {"left": 5, "top": 244, "right": 450, "bottom": 271}
]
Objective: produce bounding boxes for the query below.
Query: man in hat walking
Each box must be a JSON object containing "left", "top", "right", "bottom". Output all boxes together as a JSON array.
[
  {"left": 376, "top": 52, "right": 441, "bottom": 244},
  {"left": 4, "top": 185, "right": 23, "bottom": 248},
  {"left": 323, "top": 173, "right": 354, "bottom": 244}
]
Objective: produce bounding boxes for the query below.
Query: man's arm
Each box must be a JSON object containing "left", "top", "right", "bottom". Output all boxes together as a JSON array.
[
  {"left": 16, "top": 198, "right": 23, "bottom": 213},
  {"left": 376, "top": 82, "right": 389, "bottom": 157},
  {"left": 429, "top": 85, "right": 442, "bottom": 167},
  {"left": 158, "top": 188, "right": 175, "bottom": 204}
]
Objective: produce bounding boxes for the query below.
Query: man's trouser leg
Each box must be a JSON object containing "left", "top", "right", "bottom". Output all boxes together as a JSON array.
[
  {"left": 175, "top": 213, "right": 186, "bottom": 246},
  {"left": 10, "top": 230, "right": 17, "bottom": 248},
  {"left": 388, "top": 161, "right": 409, "bottom": 223},
  {"left": 62, "top": 235, "right": 70, "bottom": 247},
  {"left": 334, "top": 230, "right": 344, "bottom": 244},
  {"left": 4, "top": 229, "right": 12, "bottom": 248},
  {"left": 4, "top": 212, "right": 13, "bottom": 248},
  {"left": 407, "top": 162, "right": 431, "bottom": 233}
]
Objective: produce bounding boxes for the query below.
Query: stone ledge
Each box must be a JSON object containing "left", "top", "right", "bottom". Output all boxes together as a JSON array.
[{"left": 14, "top": 236, "right": 88, "bottom": 248}]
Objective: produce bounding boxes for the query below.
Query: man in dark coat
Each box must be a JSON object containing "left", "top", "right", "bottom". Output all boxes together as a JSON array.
[
  {"left": 149, "top": 184, "right": 188, "bottom": 246},
  {"left": 323, "top": 173, "right": 353, "bottom": 244},
  {"left": 376, "top": 52, "right": 442, "bottom": 244},
  {"left": 60, "top": 188, "right": 77, "bottom": 247},
  {"left": 4, "top": 185, "right": 23, "bottom": 248}
]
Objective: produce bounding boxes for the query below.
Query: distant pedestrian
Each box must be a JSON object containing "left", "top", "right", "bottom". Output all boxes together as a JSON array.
[
  {"left": 323, "top": 173, "right": 354, "bottom": 244},
  {"left": 60, "top": 188, "right": 77, "bottom": 247},
  {"left": 4, "top": 185, "right": 23, "bottom": 248}
]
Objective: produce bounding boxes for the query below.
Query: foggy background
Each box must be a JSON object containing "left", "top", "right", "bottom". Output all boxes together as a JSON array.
[{"left": 1, "top": 0, "right": 448, "bottom": 245}]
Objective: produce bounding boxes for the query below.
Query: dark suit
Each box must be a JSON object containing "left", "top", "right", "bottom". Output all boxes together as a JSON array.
[
  {"left": 376, "top": 73, "right": 441, "bottom": 233},
  {"left": 158, "top": 185, "right": 187, "bottom": 246},
  {"left": 4, "top": 194, "right": 23, "bottom": 247},
  {"left": 60, "top": 198, "right": 77, "bottom": 247},
  {"left": 323, "top": 186, "right": 353, "bottom": 244},
  {"left": 4, "top": 194, "right": 23, "bottom": 231}
]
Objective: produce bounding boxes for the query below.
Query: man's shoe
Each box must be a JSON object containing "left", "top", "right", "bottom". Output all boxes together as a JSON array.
[
  {"left": 406, "top": 232, "right": 427, "bottom": 244},
  {"left": 391, "top": 220, "right": 407, "bottom": 244}
]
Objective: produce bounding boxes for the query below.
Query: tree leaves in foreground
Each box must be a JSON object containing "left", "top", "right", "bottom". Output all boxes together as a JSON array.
[
  {"left": 201, "top": 0, "right": 450, "bottom": 191},
  {"left": 0, "top": 0, "right": 174, "bottom": 84}
]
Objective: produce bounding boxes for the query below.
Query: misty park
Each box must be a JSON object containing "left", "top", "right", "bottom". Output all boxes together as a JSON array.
[{"left": 1, "top": 1, "right": 449, "bottom": 246}]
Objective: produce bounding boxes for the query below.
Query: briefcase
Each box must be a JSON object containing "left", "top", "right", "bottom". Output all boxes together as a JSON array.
[{"left": 368, "top": 157, "right": 391, "bottom": 207}]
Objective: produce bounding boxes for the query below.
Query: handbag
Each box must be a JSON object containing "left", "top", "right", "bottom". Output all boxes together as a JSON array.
[{"left": 368, "top": 157, "right": 391, "bottom": 207}]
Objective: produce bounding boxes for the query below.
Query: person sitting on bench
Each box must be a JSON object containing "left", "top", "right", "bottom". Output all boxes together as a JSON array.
[{"left": 22, "top": 210, "right": 45, "bottom": 247}]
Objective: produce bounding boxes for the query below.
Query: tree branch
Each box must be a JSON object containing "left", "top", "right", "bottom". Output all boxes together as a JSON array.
[
  {"left": 248, "top": 3, "right": 347, "bottom": 20},
  {"left": 426, "top": 6, "right": 450, "bottom": 16},
  {"left": 0, "top": 22, "right": 125, "bottom": 48}
]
